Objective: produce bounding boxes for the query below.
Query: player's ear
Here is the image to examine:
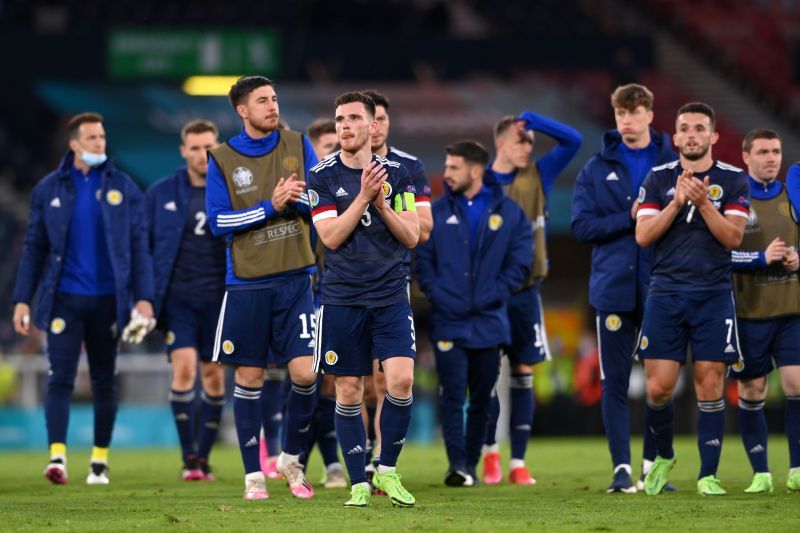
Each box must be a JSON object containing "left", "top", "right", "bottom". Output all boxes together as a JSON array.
[
  {"left": 710, "top": 131, "right": 719, "bottom": 146},
  {"left": 646, "top": 110, "right": 654, "bottom": 126},
  {"left": 236, "top": 103, "right": 248, "bottom": 121},
  {"left": 369, "top": 118, "right": 379, "bottom": 135}
]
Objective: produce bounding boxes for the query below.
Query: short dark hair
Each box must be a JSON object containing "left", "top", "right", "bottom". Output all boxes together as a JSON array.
[
  {"left": 334, "top": 91, "right": 376, "bottom": 118},
  {"left": 742, "top": 128, "right": 781, "bottom": 153},
  {"left": 676, "top": 102, "right": 716, "bottom": 131},
  {"left": 67, "top": 112, "right": 103, "bottom": 139},
  {"left": 361, "top": 90, "right": 389, "bottom": 111},
  {"left": 228, "top": 76, "right": 274, "bottom": 109},
  {"left": 446, "top": 140, "right": 489, "bottom": 167},
  {"left": 494, "top": 115, "right": 521, "bottom": 141},
  {"left": 611, "top": 84, "right": 654, "bottom": 112},
  {"left": 181, "top": 119, "right": 218, "bottom": 143},
  {"left": 306, "top": 118, "right": 336, "bottom": 142}
]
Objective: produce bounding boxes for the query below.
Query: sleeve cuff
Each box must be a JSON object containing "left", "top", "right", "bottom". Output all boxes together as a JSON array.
[{"left": 311, "top": 205, "right": 338, "bottom": 223}]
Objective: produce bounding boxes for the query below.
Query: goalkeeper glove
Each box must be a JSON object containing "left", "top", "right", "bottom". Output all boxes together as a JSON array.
[{"left": 121, "top": 308, "right": 156, "bottom": 344}]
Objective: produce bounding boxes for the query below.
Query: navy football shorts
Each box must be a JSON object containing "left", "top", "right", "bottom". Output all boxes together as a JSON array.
[
  {"left": 636, "top": 290, "right": 740, "bottom": 364},
  {"left": 213, "top": 275, "right": 316, "bottom": 368},
  {"left": 162, "top": 293, "right": 223, "bottom": 362},
  {"left": 313, "top": 301, "right": 416, "bottom": 376},
  {"left": 730, "top": 316, "right": 800, "bottom": 380},
  {"left": 505, "top": 285, "right": 551, "bottom": 366}
]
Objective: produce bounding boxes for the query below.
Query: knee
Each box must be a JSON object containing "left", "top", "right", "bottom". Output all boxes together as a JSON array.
[
  {"left": 387, "top": 373, "right": 414, "bottom": 398},
  {"left": 89, "top": 368, "right": 117, "bottom": 394},
  {"left": 173, "top": 364, "right": 196, "bottom": 391},
  {"left": 90, "top": 373, "right": 117, "bottom": 400},
  {"left": 738, "top": 378, "right": 766, "bottom": 401},
  {"left": 695, "top": 374, "right": 724, "bottom": 401},
  {"left": 48, "top": 370, "right": 77, "bottom": 390},
  {"left": 335, "top": 378, "right": 363, "bottom": 404},
  {"left": 291, "top": 369, "right": 317, "bottom": 387},
  {"left": 47, "top": 357, "right": 79, "bottom": 388},
  {"left": 779, "top": 368, "right": 800, "bottom": 396},
  {"left": 781, "top": 379, "right": 800, "bottom": 397},
  {"left": 646, "top": 382, "right": 673, "bottom": 404},
  {"left": 512, "top": 364, "right": 533, "bottom": 376},
  {"left": 201, "top": 366, "right": 225, "bottom": 396},
  {"left": 235, "top": 367, "right": 264, "bottom": 389}
]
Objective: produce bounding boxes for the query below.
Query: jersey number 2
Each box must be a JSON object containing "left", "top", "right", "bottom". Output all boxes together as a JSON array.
[{"left": 194, "top": 212, "right": 207, "bottom": 235}]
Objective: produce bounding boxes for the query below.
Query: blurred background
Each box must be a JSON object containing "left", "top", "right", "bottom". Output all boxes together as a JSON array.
[{"left": 1, "top": 0, "right": 798, "bottom": 450}]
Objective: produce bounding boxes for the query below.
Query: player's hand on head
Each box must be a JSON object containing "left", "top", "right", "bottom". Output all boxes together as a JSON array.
[
  {"left": 766, "top": 237, "right": 789, "bottom": 264},
  {"left": 782, "top": 248, "right": 799, "bottom": 271},
  {"left": 12, "top": 302, "right": 31, "bottom": 336}
]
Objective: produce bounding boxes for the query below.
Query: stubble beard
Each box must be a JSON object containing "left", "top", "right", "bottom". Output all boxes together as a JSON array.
[{"left": 680, "top": 143, "right": 709, "bottom": 162}]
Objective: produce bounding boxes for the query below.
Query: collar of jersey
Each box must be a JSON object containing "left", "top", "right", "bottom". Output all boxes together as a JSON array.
[
  {"left": 229, "top": 128, "right": 279, "bottom": 157},
  {"left": 749, "top": 175, "right": 781, "bottom": 200}
]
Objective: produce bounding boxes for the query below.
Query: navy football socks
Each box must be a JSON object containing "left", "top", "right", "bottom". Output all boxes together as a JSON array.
[
  {"left": 233, "top": 384, "right": 262, "bottom": 474},
  {"left": 336, "top": 402, "right": 367, "bottom": 484},
  {"left": 697, "top": 398, "right": 726, "bottom": 478}
]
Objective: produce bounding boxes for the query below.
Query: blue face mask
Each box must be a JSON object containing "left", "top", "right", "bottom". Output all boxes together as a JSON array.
[{"left": 80, "top": 150, "right": 107, "bottom": 167}]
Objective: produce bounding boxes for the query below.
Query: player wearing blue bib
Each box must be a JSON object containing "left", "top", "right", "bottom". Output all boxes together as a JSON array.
[
  {"left": 206, "top": 77, "right": 320, "bottom": 501},
  {"left": 730, "top": 129, "right": 800, "bottom": 493},
  {"left": 361, "top": 90, "right": 433, "bottom": 483},
  {"left": 309, "top": 91, "right": 419, "bottom": 508},
  {"left": 635, "top": 102, "right": 750, "bottom": 496},
  {"left": 483, "top": 110, "right": 582, "bottom": 486},
  {"left": 147, "top": 120, "right": 226, "bottom": 482}
]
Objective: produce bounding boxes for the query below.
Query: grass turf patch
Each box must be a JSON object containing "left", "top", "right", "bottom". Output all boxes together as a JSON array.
[{"left": 1, "top": 436, "right": 798, "bottom": 531}]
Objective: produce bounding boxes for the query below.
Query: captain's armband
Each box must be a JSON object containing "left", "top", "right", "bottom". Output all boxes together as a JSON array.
[{"left": 393, "top": 192, "right": 417, "bottom": 213}]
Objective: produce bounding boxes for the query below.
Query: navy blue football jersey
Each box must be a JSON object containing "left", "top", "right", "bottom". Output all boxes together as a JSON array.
[
  {"left": 387, "top": 146, "right": 431, "bottom": 208},
  {"left": 387, "top": 146, "right": 430, "bottom": 277},
  {"left": 638, "top": 159, "right": 750, "bottom": 292},
  {"left": 170, "top": 186, "right": 227, "bottom": 298},
  {"left": 308, "top": 154, "right": 416, "bottom": 307}
]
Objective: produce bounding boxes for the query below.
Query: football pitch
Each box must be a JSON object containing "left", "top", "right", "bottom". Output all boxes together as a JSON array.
[{"left": 1, "top": 436, "right": 798, "bottom": 532}]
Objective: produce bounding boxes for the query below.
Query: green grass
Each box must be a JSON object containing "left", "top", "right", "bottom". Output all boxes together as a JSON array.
[{"left": 1, "top": 437, "right": 799, "bottom": 531}]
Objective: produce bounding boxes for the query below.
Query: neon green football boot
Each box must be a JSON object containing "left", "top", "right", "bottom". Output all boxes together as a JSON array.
[
  {"left": 697, "top": 475, "right": 727, "bottom": 496},
  {"left": 343, "top": 483, "right": 371, "bottom": 508},
  {"left": 373, "top": 470, "right": 415, "bottom": 507},
  {"left": 644, "top": 455, "right": 677, "bottom": 495},
  {"left": 744, "top": 472, "right": 773, "bottom": 494},
  {"left": 787, "top": 469, "right": 800, "bottom": 492}
]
